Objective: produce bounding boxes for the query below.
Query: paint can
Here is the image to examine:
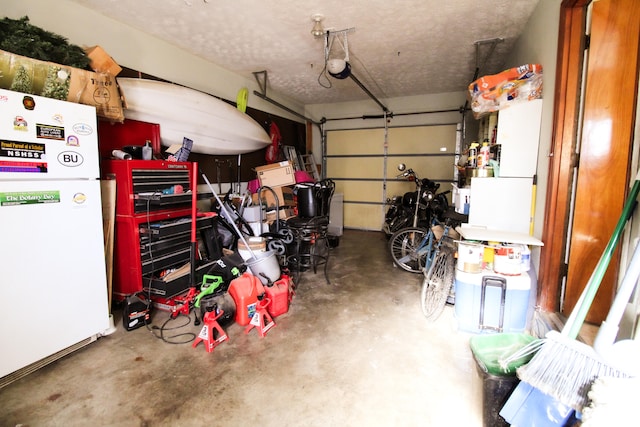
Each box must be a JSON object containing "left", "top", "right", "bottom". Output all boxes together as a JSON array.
[
  {"left": 457, "top": 241, "right": 485, "bottom": 273},
  {"left": 494, "top": 244, "right": 529, "bottom": 276}
]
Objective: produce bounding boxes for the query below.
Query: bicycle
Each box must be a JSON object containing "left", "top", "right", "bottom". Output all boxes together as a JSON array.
[{"left": 388, "top": 210, "right": 464, "bottom": 320}]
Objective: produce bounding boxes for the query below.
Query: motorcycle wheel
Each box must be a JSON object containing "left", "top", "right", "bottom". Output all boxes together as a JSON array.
[
  {"left": 388, "top": 215, "right": 411, "bottom": 236},
  {"left": 389, "top": 227, "right": 428, "bottom": 273}
]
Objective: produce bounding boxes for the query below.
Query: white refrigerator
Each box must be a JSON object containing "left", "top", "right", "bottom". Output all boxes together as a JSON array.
[{"left": 0, "top": 88, "right": 110, "bottom": 383}]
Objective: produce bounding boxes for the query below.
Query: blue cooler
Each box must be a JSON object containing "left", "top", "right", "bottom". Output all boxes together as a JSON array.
[{"left": 454, "top": 269, "right": 533, "bottom": 333}]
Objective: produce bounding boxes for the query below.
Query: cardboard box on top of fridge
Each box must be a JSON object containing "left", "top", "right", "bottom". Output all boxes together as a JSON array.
[
  {"left": 255, "top": 161, "right": 296, "bottom": 188},
  {"left": 0, "top": 49, "right": 124, "bottom": 122},
  {"left": 84, "top": 45, "right": 123, "bottom": 77}
]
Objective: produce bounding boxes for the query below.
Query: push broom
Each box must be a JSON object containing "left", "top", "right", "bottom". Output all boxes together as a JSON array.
[{"left": 513, "top": 169, "right": 640, "bottom": 412}]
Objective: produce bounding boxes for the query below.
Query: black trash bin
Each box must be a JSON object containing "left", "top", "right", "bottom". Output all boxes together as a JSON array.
[{"left": 470, "top": 333, "right": 537, "bottom": 427}]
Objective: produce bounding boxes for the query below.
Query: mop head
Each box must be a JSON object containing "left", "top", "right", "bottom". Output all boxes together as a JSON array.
[
  {"left": 581, "top": 376, "right": 640, "bottom": 426},
  {"left": 516, "top": 330, "right": 630, "bottom": 412}
]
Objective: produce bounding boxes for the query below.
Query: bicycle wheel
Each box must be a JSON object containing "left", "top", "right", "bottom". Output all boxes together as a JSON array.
[
  {"left": 420, "top": 248, "right": 455, "bottom": 321},
  {"left": 389, "top": 227, "right": 428, "bottom": 273}
]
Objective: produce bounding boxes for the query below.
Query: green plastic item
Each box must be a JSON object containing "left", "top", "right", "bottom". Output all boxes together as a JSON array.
[
  {"left": 193, "top": 275, "right": 223, "bottom": 308},
  {"left": 470, "top": 333, "right": 538, "bottom": 376}
]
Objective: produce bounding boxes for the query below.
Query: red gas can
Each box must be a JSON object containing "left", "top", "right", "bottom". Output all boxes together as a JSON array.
[
  {"left": 264, "top": 275, "right": 293, "bottom": 317},
  {"left": 228, "top": 272, "right": 265, "bottom": 326}
]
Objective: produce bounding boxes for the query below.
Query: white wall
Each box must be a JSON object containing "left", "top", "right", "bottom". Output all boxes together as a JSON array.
[
  {"left": 504, "top": 0, "right": 562, "bottom": 248},
  {"left": 3, "top": 0, "right": 305, "bottom": 124}
]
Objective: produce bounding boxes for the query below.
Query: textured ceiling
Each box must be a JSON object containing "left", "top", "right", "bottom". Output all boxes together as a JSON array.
[{"left": 70, "top": 0, "right": 540, "bottom": 106}]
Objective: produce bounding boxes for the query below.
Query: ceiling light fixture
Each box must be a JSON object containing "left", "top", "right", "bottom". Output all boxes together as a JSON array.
[{"left": 310, "top": 14, "right": 325, "bottom": 38}]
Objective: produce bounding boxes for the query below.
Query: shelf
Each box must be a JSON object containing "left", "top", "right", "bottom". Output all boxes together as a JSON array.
[{"left": 456, "top": 225, "right": 543, "bottom": 246}]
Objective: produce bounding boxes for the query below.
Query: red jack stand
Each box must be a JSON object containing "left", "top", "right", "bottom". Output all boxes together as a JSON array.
[
  {"left": 192, "top": 309, "right": 229, "bottom": 353},
  {"left": 244, "top": 297, "right": 275, "bottom": 338}
]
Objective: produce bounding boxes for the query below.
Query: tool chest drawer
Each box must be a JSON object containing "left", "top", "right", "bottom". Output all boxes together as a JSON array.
[
  {"left": 138, "top": 216, "right": 212, "bottom": 239},
  {"left": 102, "top": 159, "right": 193, "bottom": 217},
  {"left": 139, "top": 216, "right": 214, "bottom": 274}
]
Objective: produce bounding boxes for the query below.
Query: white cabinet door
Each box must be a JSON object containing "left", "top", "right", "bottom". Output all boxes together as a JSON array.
[
  {"left": 496, "top": 99, "right": 543, "bottom": 178},
  {"left": 468, "top": 177, "right": 534, "bottom": 235}
]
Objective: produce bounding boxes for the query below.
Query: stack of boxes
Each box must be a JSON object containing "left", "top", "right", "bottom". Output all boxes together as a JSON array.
[
  {"left": 249, "top": 160, "right": 296, "bottom": 222},
  {"left": 238, "top": 161, "right": 297, "bottom": 260}
]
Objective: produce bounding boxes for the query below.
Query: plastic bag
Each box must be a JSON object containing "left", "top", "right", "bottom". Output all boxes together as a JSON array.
[{"left": 468, "top": 64, "right": 543, "bottom": 118}]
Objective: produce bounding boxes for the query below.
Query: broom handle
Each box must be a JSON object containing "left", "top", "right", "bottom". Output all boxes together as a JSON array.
[
  {"left": 593, "top": 239, "right": 640, "bottom": 352},
  {"left": 564, "top": 170, "right": 640, "bottom": 339}
]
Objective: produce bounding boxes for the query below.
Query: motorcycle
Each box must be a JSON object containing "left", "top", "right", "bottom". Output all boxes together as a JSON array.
[{"left": 382, "top": 164, "right": 449, "bottom": 237}]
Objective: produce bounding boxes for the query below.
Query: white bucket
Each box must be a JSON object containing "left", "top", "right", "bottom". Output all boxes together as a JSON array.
[
  {"left": 457, "top": 241, "right": 484, "bottom": 273},
  {"left": 238, "top": 236, "right": 266, "bottom": 261},
  {"left": 245, "top": 250, "right": 281, "bottom": 285}
]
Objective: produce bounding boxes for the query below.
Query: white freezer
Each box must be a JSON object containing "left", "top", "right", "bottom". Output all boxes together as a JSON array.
[
  {"left": 0, "top": 88, "right": 99, "bottom": 180},
  {"left": 0, "top": 166, "right": 109, "bottom": 378}
]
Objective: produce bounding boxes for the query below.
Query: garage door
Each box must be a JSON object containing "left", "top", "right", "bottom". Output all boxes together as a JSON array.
[{"left": 325, "top": 124, "right": 459, "bottom": 230}]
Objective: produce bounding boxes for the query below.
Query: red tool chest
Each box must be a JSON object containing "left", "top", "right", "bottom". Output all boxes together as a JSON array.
[{"left": 102, "top": 159, "right": 204, "bottom": 300}]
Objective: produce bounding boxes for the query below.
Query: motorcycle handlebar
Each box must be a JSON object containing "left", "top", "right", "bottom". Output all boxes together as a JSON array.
[{"left": 396, "top": 168, "right": 416, "bottom": 179}]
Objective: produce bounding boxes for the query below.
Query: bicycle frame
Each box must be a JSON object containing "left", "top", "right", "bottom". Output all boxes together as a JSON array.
[{"left": 396, "top": 217, "right": 451, "bottom": 270}]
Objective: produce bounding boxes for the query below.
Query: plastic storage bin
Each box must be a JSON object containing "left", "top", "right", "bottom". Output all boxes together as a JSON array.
[{"left": 454, "top": 269, "right": 533, "bottom": 333}]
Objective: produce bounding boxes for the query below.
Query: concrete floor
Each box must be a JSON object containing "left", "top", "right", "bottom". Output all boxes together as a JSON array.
[{"left": 0, "top": 229, "right": 483, "bottom": 427}]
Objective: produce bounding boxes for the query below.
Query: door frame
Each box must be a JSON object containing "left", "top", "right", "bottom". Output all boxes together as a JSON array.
[{"left": 538, "top": 0, "right": 640, "bottom": 315}]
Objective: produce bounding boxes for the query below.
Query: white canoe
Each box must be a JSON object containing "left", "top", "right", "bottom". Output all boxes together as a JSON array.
[{"left": 117, "top": 78, "right": 271, "bottom": 155}]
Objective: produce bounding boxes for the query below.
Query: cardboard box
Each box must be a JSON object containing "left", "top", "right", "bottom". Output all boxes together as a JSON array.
[
  {"left": 85, "top": 45, "right": 123, "bottom": 76},
  {"left": 266, "top": 208, "right": 295, "bottom": 222},
  {"left": 0, "top": 49, "right": 124, "bottom": 122},
  {"left": 255, "top": 161, "right": 296, "bottom": 188},
  {"left": 251, "top": 185, "right": 295, "bottom": 209}
]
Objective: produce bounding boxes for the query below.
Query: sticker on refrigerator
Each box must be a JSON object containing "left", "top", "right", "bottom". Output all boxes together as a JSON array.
[
  {"left": 13, "top": 116, "right": 28, "bottom": 131},
  {"left": 22, "top": 96, "right": 36, "bottom": 110},
  {"left": 1, "top": 140, "right": 46, "bottom": 160},
  {"left": 66, "top": 135, "right": 80, "bottom": 147},
  {"left": 0, "top": 160, "right": 47, "bottom": 173},
  {"left": 57, "top": 151, "right": 84, "bottom": 167},
  {"left": 72, "top": 192, "right": 87, "bottom": 204},
  {"left": 72, "top": 123, "right": 93, "bottom": 136},
  {"left": 36, "top": 123, "right": 64, "bottom": 141},
  {"left": 0, "top": 191, "right": 60, "bottom": 206}
]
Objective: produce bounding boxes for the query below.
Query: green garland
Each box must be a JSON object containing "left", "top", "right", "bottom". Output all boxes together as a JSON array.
[{"left": 0, "top": 16, "right": 90, "bottom": 69}]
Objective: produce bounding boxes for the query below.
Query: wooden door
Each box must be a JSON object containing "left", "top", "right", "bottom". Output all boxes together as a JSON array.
[{"left": 539, "top": 0, "right": 640, "bottom": 323}]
